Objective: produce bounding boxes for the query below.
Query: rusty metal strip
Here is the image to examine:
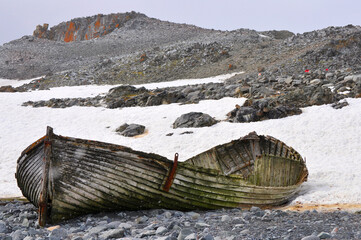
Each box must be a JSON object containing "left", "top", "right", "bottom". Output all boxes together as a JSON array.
[
  {"left": 38, "top": 126, "right": 53, "bottom": 227},
  {"left": 162, "top": 153, "right": 178, "bottom": 192},
  {"left": 22, "top": 136, "right": 46, "bottom": 155}
]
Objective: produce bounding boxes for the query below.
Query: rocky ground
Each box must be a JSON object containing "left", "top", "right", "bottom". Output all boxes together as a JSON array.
[
  {"left": 1, "top": 201, "right": 361, "bottom": 240},
  {"left": 19, "top": 68, "right": 360, "bottom": 124},
  {"left": 1, "top": 13, "right": 360, "bottom": 88}
]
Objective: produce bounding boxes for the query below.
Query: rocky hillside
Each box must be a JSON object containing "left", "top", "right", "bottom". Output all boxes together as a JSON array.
[
  {"left": 0, "top": 12, "right": 360, "bottom": 90},
  {"left": 0, "top": 12, "right": 247, "bottom": 80}
]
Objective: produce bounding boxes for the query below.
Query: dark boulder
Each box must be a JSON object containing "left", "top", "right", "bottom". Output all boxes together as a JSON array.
[
  {"left": 106, "top": 85, "right": 148, "bottom": 99},
  {"left": 0, "top": 85, "right": 17, "bottom": 92},
  {"left": 267, "top": 106, "right": 302, "bottom": 119},
  {"left": 173, "top": 112, "right": 217, "bottom": 128},
  {"left": 331, "top": 100, "right": 349, "bottom": 109},
  {"left": 105, "top": 85, "right": 148, "bottom": 108},
  {"left": 233, "top": 106, "right": 259, "bottom": 123},
  {"left": 116, "top": 123, "right": 145, "bottom": 137},
  {"left": 309, "top": 87, "right": 335, "bottom": 105},
  {"left": 227, "top": 98, "right": 302, "bottom": 123}
]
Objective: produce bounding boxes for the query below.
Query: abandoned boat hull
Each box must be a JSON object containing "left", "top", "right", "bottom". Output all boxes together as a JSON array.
[{"left": 16, "top": 127, "right": 308, "bottom": 225}]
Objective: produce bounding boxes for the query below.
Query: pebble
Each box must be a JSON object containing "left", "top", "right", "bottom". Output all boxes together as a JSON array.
[
  {"left": 317, "top": 231, "right": 332, "bottom": 239},
  {"left": 301, "top": 236, "right": 320, "bottom": 240},
  {"left": 221, "top": 215, "right": 231, "bottom": 222}
]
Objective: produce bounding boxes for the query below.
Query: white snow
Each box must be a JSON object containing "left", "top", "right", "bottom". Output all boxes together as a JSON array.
[
  {"left": 258, "top": 34, "right": 271, "bottom": 38},
  {"left": 1, "top": 73, "right": 361, "bottom": 210},
  {"left": 136, "top": 71, "right": 243, "bottom": 89},
  {"left": 0, "top": 71, "right": 242, "bottom": 91},
  {"left": 0, "top": 76, "right": 44, "bottom": 87}
]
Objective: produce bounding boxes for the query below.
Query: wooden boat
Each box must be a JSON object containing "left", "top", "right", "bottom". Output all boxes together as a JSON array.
[{"left": 16, "top": 127, "right": 308, "bottom": 226}]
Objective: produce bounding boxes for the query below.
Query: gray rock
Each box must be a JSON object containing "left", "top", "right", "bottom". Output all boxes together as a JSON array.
[
  {"left": 309, "top": 87, "right": 334, "bottom": 105},
  {"left": 301, "top": 236, "right": 320, "bottom": 240},
  {"left": 145, "top": 223, "right": 159, "bottom": 230},
  {"left": 317, "top": 232, "right": 332, "bottom": 239},
  {"left": 139, "top": 230, "right": 156, "bottom": 237},
  {"left": 0, "top": 220, "right": 6, "bottom": 233},
  {"left": 292, "top": 79, "right": 302, "bottom": 86},
  {"left": 325, "top": 73, "right": 334, "bottom": 79},
  {"left": 184, "top": 221, "right": 191, "bottom": 227},
  {"left": 163, "top": 211, "right": 172, "bottom": 218},
  {"left": 344, "top": 75, "right": 354, "bottom": 81},
  {"left": 22, "top": 218, "right": 30, "bottom": 228},
  {"left": 200, "top": 234, "right": 214, "bottom": 240},
  {"left": 231, "top": 106, "right": 258, "bottom": 123},
  {"left": 106, "top": 220, "right": 122, "bottom": 229},
  {"left": 310, "top": 79, "right": 322, "bottom": 85},
  {"left": 285, "top": 77, "right": 293, "bottom": 84},
  {"left": 116, "top": 123, "right": 145, "bottom": 137},
  {"left": 154, "top": 237, "right": 173, "bottom": 240},
  {"left": 71, "top": 237, "right": 83, "bottom": 240},
  {"left": 49, "top": 228, "right": 68, "bottom": 240},
  {"left": 186, "top": 212, "right": 200, "bottom": 220},
  {"left": 185, "top": 233, "right": 197, "bottom": 240},
  {"left": 115, "top": 123, "right": 129, "bottom": 132},
  {"left": 221, "top": 215, "right": 231, "bottom": 222},
  {"left": 195, "top": 222, "right": 210, "bottom": 228},
  {"left": 187, "top": 90, "right": 200, "bottom": 102},
  {"left": 178, "top": 228, "right": 194, "bottom": 240},
  {"left": 353, "top": 74, "right": 361, "bottom": 82},
  {"left": 135, "top": 215, "right": 149, "bottom": 224},
  {"left": 156, "top": 226, "right": 168, "bottom": 235},
  {"left": 86, "top": 225, "right": 108, "bottom": 235},
  {"left": 119, "top": 222, "right": 132, "bottom": 229},
  {"left": 250, "top": 206, "right": 261, "bottom": 212},
  {"left": 99, "top": 228, "right": 125, "bottom": 239},
  {"left": 332, "top": 100, "right": 349, "bottom": 109},
  {"left": 240, "top": 229, "right": 250, "bottom": 235},
  {"left": 11, "top": 230, "right": 26, "bottom": 240},
  {"left": 173, "top": 112, "right": 217, "bottom": 128}
]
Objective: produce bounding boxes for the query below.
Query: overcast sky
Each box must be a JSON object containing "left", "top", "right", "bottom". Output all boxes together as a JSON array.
[{"left": 1, "top": 0, "right": 360, "bottom": 45}]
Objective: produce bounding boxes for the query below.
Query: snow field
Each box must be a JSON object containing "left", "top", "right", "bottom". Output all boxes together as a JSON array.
[{"left": 0, "top": 74, "right": 360, "bottom": 209}]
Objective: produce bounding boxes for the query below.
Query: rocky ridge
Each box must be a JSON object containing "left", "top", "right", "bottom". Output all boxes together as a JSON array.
[{"left": 33, "top": 12, "right": 145, "bottom": 42}]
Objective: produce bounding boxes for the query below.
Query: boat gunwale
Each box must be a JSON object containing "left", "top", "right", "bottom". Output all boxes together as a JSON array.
[{"left": 15, "top": 127, "right": 309, "bottom": 225}]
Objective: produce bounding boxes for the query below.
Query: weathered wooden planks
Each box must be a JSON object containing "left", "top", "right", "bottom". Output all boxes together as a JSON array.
[{"left": 16, "top": 127, "right": 308, "bottom": 226}]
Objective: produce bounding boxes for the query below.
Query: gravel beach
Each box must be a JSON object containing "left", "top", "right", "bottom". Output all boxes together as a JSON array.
[{"left": 1, "top": 200, "right": 360, "bottom": 240}]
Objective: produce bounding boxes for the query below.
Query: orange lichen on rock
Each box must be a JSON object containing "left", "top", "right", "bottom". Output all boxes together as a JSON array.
[
  {"left": 140, "top": 53, "right": 147, "bottom": 62},
  {"left": 228, "top": 64, "right": 235, "bottom": 70},
  {"left": 64, "top": 21, "right": 76, "bottom": 42},
  {"left": 33, "top": 12, "right": 141, "bottom": 42},
  {"left": 94, "top": 15, "right": 101, "bottom": 31},
  {"left": 33, "top": 23, "right": 49, "bottom": 39}
]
